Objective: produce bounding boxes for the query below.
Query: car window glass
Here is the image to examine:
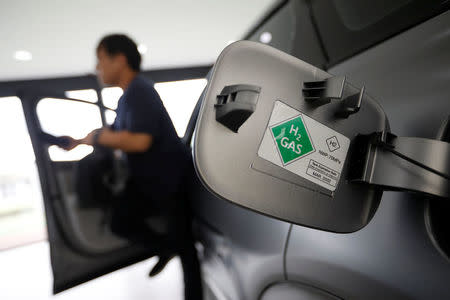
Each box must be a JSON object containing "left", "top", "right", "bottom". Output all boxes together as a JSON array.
[{"left": 36, "top": 98, "right": 102, "bottom": 161}]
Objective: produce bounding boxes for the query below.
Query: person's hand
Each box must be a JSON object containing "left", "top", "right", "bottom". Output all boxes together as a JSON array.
[
  {"left": 60, "top": 136, "right": 80, "bottom": 151},
  {"left": 80, "top": 129, "right": 101, "bottom": 146}
]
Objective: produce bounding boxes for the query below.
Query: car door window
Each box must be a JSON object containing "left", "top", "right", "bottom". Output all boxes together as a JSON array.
[{"left": 36, "top": 98, "right": 102, "bottom": 161}]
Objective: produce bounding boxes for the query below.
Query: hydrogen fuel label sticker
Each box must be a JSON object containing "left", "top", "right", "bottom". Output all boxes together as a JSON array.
[{"left": 257, "top": 101, "right": 350, "bottom": 192}]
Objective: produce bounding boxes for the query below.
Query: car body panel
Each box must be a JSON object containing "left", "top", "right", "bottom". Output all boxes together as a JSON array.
[
  {"left": 285, "top": 10, "right": 450, "bottom": 300},
  {"left": 190, "top": 172, "right": 290, "bottom": 300}
]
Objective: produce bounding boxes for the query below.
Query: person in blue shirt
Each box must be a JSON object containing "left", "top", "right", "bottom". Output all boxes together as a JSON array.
[{"left": 62, "top": 34, "right": 202, "bottom": 300}]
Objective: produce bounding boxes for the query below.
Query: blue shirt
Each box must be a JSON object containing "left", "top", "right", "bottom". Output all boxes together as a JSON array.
[{"left": 112, "top": 75, "right": 188, "bottom": 198}]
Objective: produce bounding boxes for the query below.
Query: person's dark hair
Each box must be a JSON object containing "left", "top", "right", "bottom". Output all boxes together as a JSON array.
[{"left": 97, "top": 34, "right": 141, "bottom": 72}]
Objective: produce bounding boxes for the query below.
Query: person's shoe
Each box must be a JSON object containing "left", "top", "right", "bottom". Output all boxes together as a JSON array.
[{"left": 148, "top": 254, "right": 175, "bottom": 277}]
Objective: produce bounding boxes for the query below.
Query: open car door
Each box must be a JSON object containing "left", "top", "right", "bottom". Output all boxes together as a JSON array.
[{"left": 19, "top": 84, "right": 156, "bottom": 293}]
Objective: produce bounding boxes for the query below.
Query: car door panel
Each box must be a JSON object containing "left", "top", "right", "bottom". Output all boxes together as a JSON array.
[{"left": 285, "top": 192, "right": 450, "bottom": 300}]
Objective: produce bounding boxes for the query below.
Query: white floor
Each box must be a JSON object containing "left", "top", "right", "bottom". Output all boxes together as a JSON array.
[{"left": 0, "top": 241, "right": 184, "bottom": 300}]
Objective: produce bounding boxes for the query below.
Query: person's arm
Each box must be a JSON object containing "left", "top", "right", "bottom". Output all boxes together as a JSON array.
[
  {"left": 81, "top": 127, "right": 153, "bottom": 153},
  {"left": 39, "top": 132, "right": 79, "bottom": 150}
]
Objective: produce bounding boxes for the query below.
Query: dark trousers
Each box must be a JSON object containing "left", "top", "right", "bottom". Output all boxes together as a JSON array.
[{"left": 110, "top": 183, "right": 203, "bottom": 300}]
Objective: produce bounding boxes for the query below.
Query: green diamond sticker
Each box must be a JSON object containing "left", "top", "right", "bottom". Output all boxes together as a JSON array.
[{"left": 270, "top": 115, "right": 315, "bottom": 165}]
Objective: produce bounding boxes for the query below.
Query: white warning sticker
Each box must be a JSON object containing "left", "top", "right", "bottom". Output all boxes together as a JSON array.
[{"left": 257, "top": 101, "right": 350, "bottom": 192}]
